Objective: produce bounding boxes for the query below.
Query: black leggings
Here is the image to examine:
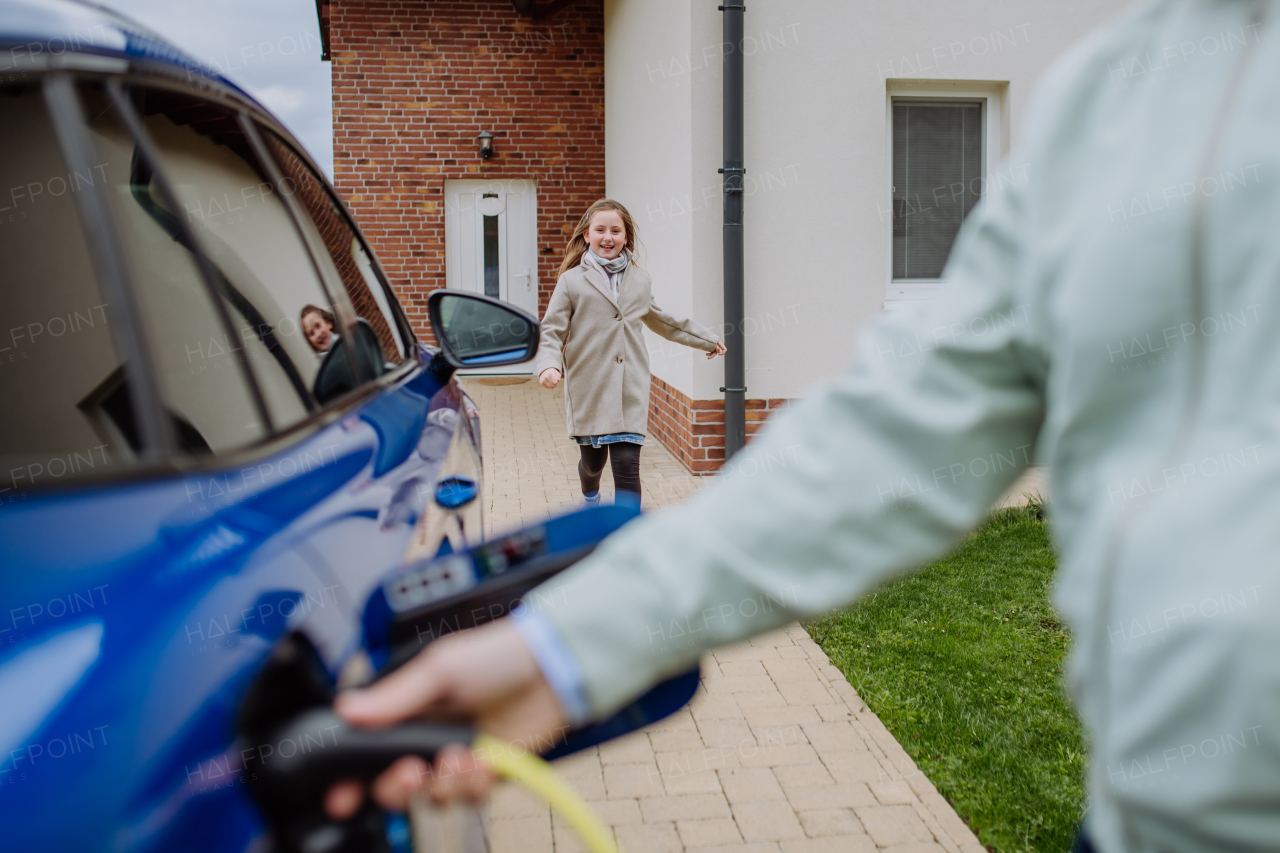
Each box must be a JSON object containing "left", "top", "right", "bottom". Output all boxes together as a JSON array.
[{"left": 578, "top": 442, "right": 642, "bottom": 499}]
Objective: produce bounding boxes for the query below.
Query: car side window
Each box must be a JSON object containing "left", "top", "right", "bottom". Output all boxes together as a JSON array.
[
  {"left": 257, "top": 129, "right": 409, "bottom": 377},
  {"left": 76, "top": 84, "right": 280, "bottom": 455},
  {"left": 92, "top": 85, "right": 374, "bottom": 440},
  {"left": 0, "top": 83, "right": 141, "bottom": 493}
]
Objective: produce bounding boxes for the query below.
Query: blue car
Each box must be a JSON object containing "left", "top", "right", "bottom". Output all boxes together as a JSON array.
[{"left": 0, "top": 3, "right": 698, "bottom": 851}]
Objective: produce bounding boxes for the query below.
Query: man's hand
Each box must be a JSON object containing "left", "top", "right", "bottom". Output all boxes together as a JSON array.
[
  {"left": 324, "top": 619, "right": 569, "bottom": 817},
  {"left": 539, "top": 368, "right": 562, "bottom": 389},
  {"left": 706, "top": 341, "right": 727, "bottom": 359}
]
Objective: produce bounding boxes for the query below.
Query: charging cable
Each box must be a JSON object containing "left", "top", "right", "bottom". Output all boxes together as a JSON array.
[{"left": 473, "top": 735, "right": 621, "bottom": 853}]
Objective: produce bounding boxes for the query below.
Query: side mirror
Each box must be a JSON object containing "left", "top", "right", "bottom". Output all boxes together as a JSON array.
[{"left": 427, "top": 291, "right": 539, "bottom": 369}]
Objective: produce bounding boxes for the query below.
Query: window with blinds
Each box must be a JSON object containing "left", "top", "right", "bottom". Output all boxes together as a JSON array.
[{"left": 891, "top": 100, "right": 984, "bottom": 280}]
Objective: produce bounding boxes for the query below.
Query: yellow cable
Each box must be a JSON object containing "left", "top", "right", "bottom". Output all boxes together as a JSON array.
[{"left": 473, "top": 734, "right": 621, "bottom": 853}]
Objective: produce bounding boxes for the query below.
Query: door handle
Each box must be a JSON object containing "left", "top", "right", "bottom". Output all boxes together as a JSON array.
[{"left": 514, "top": 266, "right": 531, "bottom": 291}]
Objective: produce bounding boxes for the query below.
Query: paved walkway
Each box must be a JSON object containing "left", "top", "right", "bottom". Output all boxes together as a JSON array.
[{"left": 463, "top": 377, "right": 1039, "bottom": 853}]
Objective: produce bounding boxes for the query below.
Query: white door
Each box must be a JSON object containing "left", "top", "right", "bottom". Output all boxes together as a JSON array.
[{"left": 444, "top": 178, "right": 538, "bottom": 375}]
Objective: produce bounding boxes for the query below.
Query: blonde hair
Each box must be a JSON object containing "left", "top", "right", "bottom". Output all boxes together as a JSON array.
[{"left": 558, "top": 199, "right": 638, "bottom": 278}]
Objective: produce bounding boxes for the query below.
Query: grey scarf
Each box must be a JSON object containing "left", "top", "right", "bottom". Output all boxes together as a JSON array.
[{"left": 584, "top": 247, "right": 630, "bottom": 296}]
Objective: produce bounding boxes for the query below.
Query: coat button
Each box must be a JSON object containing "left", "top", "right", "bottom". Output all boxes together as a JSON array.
[
  {"left": 615, "top": 313, "right": 621, "bottom": 320},
  {"left": 615, "top": 355, "right": 623, "bottom": 364}
]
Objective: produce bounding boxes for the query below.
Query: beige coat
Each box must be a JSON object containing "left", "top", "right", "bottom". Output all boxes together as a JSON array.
[{"left": 534, "top": 261, "right": 720, "bottom": 437}]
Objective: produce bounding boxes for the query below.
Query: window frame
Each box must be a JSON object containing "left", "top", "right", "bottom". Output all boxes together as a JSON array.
[
  {"left": 884, "top": 81, "right": 1005, "bottom": 309},
  {"left": 25, "top": 68, "right": 421, "bottom": 489}
]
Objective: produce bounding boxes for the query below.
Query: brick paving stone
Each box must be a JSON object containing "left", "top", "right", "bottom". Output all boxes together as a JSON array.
[
  {"left": 650, "top": 708, "right": 699, "bottom": 733},
  {"left": 762, "top": 659, "right": 821, "bottom": 682},
  {"left": 743, "top": 705, "right": 820, "bottom": 727},
  {"left": 604, "top": 764, "right": 666, "bottom": 799},
  {"left": 652, "top": 728, "right": 709, "bottom": 753},
  {"left": 772, "top": 764, "right": 835, "bottom": 790},
  {"left": 719, "top": 660, "right": 768, "bottom": 678},
  {"left": 738, "top": 744, "right": 821, "bottom": 769},
  {"left": 677, "top": 819, "right": 744, "bottom": 847},
  {"left": 585, "top": 799, "right": 644, "bottom": 827},
  {"left": 801, "top": 722, "right": 868, "bottom": 751},
  {"left": 489, "top": 816, "right": 553, "bottom": 852},
  {"left": 713, "top": 645, "right": 782, "bottom": 663},
  {"left": 662, "top": 768, "right": 726, "bottom": 796},
  {"left": 822, "top": 749, "right": 889, "bottom": 786},
  {"left": 615, "top": 823, "right": 684, "bottom": 853},
  {"left": 783, "top": 783, "right": 878, "bottom": 812},
  {"left": 692, "top": 693, "right": 747, "bottom": 722},
  {"left": 719, "top": 767, "right": 787, "bottom": 804},
  {"left": 552, "top": 816, "right": 617, "bottom": 853},
  {"left": 489, "top": 782, "right": 548, "bottom": 817},
  {"left": 798, "top": 809, "right": 866, "bottom": 838},
  {"left": 733, "top": 691, "right": 788, "bottom": 712},
  {"left": 554, "top": 751, "right": 607, "bottom": 800},
  {"left": 600, "top": 732, "right": 656, "bottom": 765},
  {"left": 697, "top": 719, "right": 756, "bottom": 750},
  {"left": 856, "top": 806, "right": 935, "bottom": 847},
  {"left": 657, "top": 747, "right": 741, "bottom": 777},
  {"left": 640, "top": 794, "right": 733, "bottom": 823},
  {"left": 731, "top": 799, "right": 807, "bottom": 842},
  {"left": 751, "top": 726, "right": 808, "bottom": 748},
  {"left": 750, "top": 630, "right": 795, "bottom": 648},
  {"left": 871, "top": 780, "right": 919, "bottom": 806},
  {"left": 781, "top": 839, "right": 877, "bottom": 853},
  {"left": 778, "top": 681, "right": 840, "bottom": 707},
  {"left": 466, "top": 380, "right": 981, "bottom": 851},
  {"left": 704, "top": 676, "right": 778, "bottom": 695}
]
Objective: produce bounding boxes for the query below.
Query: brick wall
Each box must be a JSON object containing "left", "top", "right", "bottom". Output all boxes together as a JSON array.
[
  {"left": 329, "top": 0, "right": 606, "bottom": 338},
  {"left": 648, "top": 375, "right": 790, "bottom": 474}
]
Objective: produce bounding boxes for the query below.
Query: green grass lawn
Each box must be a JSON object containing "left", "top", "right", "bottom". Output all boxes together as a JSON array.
[{"left": 805, "top": 505, "right": 1086, "bottom": 853}]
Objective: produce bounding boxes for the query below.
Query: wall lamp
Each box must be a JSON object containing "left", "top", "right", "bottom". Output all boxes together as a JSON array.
[{"left": 477, "top": 130, "right": 493, "bottom": 160}]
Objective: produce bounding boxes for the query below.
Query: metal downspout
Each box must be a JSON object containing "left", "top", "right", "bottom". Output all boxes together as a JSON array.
[{"left": 720, "top": 3, "right": 746, "bottom": 459}]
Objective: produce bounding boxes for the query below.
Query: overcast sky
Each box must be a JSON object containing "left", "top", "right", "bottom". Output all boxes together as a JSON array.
[{"left": 99, "top": 0, "right": 334, "bottom": 178}]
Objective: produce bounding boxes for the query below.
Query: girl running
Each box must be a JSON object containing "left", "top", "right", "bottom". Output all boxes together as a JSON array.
[{"left": 535, "top": 199, "right": 725, "bottom": 505}]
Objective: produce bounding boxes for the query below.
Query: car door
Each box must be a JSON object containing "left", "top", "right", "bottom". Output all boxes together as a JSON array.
[{"left": 0, "top": 73, "right": 480, "bottom": 852}]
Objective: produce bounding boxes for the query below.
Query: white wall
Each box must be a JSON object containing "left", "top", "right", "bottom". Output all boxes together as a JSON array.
[
  {"left": 603, "top": 0, "right": 700, "bottom": 395},
  {"left": 609, "top": 0, "right": 1134, "bottom": 402}
]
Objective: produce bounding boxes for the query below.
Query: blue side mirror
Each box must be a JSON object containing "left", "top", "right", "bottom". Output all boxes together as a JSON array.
[
  {"left": 434, "top": 476, "right": 478, "bottom": 510},
  {"left": 427, "top": 291, "right": 539, "bottom": 369}
]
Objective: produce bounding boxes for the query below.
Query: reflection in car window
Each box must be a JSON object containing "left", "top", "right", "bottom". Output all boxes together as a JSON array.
[
  {"left": 77, "top": 85, "right": 272, "bottom": 455},
  {"left": 118, "top": 87, "right": 357, "bottom": 429},
  {"left": 258, "top": 129, "right": 408, "bottom": 376},
  {"left": 0, "top": 84, "right": 138, "bottom": 491}
]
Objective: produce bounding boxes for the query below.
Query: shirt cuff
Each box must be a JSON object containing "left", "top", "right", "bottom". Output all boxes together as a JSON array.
[{"left": 509, "top": 605, "right": 591, "bottom": 727}]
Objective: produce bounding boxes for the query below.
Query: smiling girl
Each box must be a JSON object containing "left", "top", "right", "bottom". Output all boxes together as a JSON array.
[{"left": 535, "top": 199, "right": 725, "bottom": 505}]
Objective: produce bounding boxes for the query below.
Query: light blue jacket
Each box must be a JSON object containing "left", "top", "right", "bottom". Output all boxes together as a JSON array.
[{"left": 530, "top": 1, "right": 1280, "bottom": 849}]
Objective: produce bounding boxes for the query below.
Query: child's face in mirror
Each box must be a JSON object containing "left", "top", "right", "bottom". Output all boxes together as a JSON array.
[
  {"left": 587, "top": 210, "right": 627, "bottom": 260},
  {"left": 303, "top": 311, "right": 334, "bottom": 352}
]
